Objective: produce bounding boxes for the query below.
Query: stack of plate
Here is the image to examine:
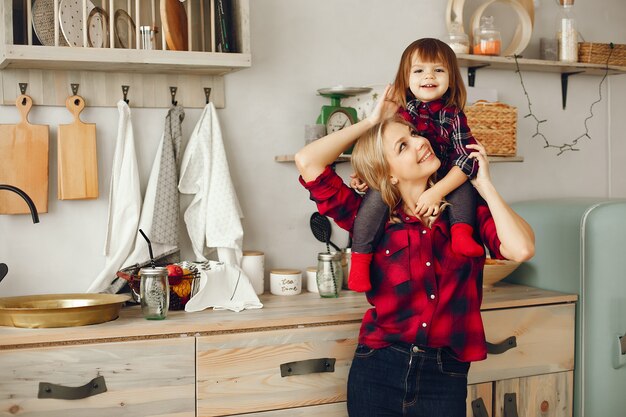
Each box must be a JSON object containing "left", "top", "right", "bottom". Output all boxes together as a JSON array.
[{"left": 32, "top": 0, "right": 107, "bottom": 48}]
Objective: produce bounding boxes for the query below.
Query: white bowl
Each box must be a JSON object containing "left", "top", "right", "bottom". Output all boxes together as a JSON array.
[{"left": 483, "top": 259, "right": 521, "bottom": 288}]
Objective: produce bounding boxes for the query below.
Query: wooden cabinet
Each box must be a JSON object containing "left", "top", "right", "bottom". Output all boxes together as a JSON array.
[
  {"left": 0, "top": 284, "right": 575, "bottom": 417},
  {"left": 0, "top": 0, "right": 251, "bottom": 108}
]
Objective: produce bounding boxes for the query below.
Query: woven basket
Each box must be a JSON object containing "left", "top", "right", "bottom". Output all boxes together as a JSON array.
[
  {"left": 465, "top": 101, "right": 517, "bottom": 156},
  {"left": 578, "top": 42, "right": 626, "bottom": 66}
]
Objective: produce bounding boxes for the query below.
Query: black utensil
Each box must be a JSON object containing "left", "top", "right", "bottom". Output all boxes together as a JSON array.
[
  {"left": 310, "top": 212, "right": 341, "bottom": 251},
  {"left": 0, "top": 263, "right": 7, "bottom": 283}
]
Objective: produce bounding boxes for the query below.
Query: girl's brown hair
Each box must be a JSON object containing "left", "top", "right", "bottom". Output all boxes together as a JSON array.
[{"left": 391, "top": 38, "right": 466, "bottom": 111}]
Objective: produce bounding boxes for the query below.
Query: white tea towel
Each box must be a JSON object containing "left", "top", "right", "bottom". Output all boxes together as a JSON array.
[
  {"left": 88, "top": 100, "right": 141, "bottom": 293},
  {"left": 178, "top": 103, "right": 244, "bottom": 265},
  {"left": 185, "top": 261, "right": 263, "bottom": 313},
  {"left": 123, "top": 106, "right": 184, "bottom": 267}
]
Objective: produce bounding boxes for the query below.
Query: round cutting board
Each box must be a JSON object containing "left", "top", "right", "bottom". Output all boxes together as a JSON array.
[{"left": 161, "top": 0, "right": 188, "bottom": 51}]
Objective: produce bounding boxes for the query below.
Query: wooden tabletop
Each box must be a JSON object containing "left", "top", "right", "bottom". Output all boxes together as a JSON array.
[{"left": 0, "top": 283, "right": 576, "bottom": 349}]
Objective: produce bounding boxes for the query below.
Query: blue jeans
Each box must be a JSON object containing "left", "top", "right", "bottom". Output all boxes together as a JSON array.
[{"left": 347, "top": 343, "right": 470, "bottom": 417}]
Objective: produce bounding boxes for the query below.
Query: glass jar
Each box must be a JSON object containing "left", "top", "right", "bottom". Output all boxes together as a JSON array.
[
  {"left": 473, "top": 15, "right": 501, "bottom": 56},
  {"left": 317, "top": 252, "right": 343, "bottom": 298},
  {"left": 446, "top": 22, "right": 470, "bottom": 54},
  {"left": 139, "top": 266, "right": 169, "bottom": 320},
  {"left": 556, "top": 0, "right": 578, "bottom": 62}
]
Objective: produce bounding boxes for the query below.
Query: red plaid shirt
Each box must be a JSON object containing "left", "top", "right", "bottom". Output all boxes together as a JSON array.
[
  {"left": 300, "top": 167, "right": 504, "bottom": 362},
  {"left": 400, "top": 98, "right": 478, "bottom": 178}
]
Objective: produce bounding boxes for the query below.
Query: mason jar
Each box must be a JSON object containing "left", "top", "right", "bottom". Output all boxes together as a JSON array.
[
  {"left": 139, "top": 266, "right": 170, "bottom": 320},
  {"left": 317, "top": 252, "right": 343, "bottom": 298}
]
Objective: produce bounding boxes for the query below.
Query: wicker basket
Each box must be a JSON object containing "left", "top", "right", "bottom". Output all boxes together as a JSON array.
[
  {"left": 116, "top": 261, "right": 201, "bottom": 310},
  {"left": 465, "top": 100, "right": 517, "bottom": 156},
  {"left": 578, "top": 42, "right": 626, "bottom": 66}
]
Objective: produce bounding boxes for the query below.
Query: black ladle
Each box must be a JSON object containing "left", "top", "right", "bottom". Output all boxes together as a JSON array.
[{"left": 310, "top": 212, "right": 341, "bottom": 251}]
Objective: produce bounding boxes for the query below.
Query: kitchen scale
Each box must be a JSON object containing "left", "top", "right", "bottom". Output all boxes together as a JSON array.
[{"left": 316, "top": 86, "right": 372, "bottom": 134}]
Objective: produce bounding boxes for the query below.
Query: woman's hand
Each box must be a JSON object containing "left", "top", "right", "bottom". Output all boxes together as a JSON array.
[
  {"left": 467, "top": 142, "right": 492, "bottom": 198},
  {"left": 367, "top": 84, "right": 399, "bottom": 126}
]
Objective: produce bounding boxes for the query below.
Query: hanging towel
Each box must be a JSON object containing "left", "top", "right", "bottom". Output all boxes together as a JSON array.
[
  {"left": 178, "top": 102, "right": 244, "bottom": 265},
  {"left": 88, "top": 100, "right": 142, "bottom": 293},
  {"left": 122, "top": 105, "right": 185, "bottom": 268},
  {"left": 185, "top": 261, "right": 263, "bottom": 313}
]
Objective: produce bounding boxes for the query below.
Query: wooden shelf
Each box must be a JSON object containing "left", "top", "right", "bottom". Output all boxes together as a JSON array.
[
  {"left": 275, "top": 154, "right": 524, "bottom": 163},
  {"left": 0, "top": 45, "right": 251, "bottom": 76},
  {"left": 456, "top": 54, "right": 626, "bottom": 109},
  {"left": 456, "top": 54, "right": 626, "bottom": 76},
  {"left": 0, "top": 0, "right": 251, "bottom": 108}
]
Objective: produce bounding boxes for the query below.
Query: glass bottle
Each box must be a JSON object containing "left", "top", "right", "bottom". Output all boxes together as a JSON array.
[
  {"left": 317, "top": 252, "right": 343, "bottom": 298},
  {"left": 139, "top": 266, "right": 170, "bottom": 320},
  {"left": 556, "top": 0, "right": 578, "bottom": 63},
  {"left": 473, "top": 15, "right": 501, "bottom": 56},
  {"left": 447, "top": 22, "right": 470, "bottom": 54}
]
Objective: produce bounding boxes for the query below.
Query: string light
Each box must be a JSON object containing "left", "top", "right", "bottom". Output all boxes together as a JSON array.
[{"left": 512, "top": 43, "right": 614, "bottom": 155}]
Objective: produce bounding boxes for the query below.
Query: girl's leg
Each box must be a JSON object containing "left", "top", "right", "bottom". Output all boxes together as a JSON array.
[
  {"left": 447, "top": 181, "right": 484, "bottom": 257},
  {"left": 350, "top": 189, "right": 388, "bottom": 292}
]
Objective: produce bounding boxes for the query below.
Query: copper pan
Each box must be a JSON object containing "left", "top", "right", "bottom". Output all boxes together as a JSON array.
[{"left": 0, "top": 293, "right": 130, "bottom": 328}]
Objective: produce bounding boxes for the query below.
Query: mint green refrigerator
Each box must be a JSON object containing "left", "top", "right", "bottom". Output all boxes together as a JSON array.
[{"left": 506, "top": 199, "right": 626, "bottom": 417}]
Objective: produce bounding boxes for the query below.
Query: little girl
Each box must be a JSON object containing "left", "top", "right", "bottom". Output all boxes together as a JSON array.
[{"left": 349, "top": 38, "right": 483, "bottom": 292}]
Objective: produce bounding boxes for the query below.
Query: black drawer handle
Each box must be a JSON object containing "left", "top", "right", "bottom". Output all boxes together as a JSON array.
[
  {"left": 503, "top": 392, "right": 519, "bottom": 417},
  {"left": 280, "top": 358, "right": 336, "bottom": 377},
  {"left": 472, "top": 397, "right": 490, "bottom": 417},
  {"left": 486, "top": 336, "right": 517, "bottom": 355},
  {"left": 38, "top": 375, "right": 107, "bottom": 400}
]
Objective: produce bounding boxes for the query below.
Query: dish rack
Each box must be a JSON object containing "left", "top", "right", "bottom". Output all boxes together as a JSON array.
[{"left": 116, "top": 261, "right": 202, "bottom": 310}]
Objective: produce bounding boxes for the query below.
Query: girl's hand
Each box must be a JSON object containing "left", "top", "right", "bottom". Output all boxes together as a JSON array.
[
  {"left": 367, "top": 84, "right": 400, "bottom": 126},
  {"left": 415, "top": 188, "right": 444, "bottom": 217},
  {"left": 467, "top": 142, "right": 492, "bottom": 197},
  {"left": 349, "top": 173, "right": 368, "bottom": 193}
]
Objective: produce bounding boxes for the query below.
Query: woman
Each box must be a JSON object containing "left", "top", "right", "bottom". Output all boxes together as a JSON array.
[{"left": 295, "top": 85, "right": 534, "bottom": 417}]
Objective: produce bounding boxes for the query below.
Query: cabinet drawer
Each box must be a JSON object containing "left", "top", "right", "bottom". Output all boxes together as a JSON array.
[
  {"left": 470, "top": 303, "right": 575, "bottom": 384},
  {"left": 0, "top": 338, "right": 195, "bottom": 417},
  {"left": 197, "top": 323, "right": 360, "bottom": 416}
]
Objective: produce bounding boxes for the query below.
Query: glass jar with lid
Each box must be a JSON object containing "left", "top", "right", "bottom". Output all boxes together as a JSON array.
[
  {"left": 317, "top": 252, "right": 343, "bottom": 298},
  {"left": 446, "top": 22, "right": 470, "bottom": 54},
  {"left": 473, "top": 15, "right": 501, "bottom": 56},
  {"left": 139, "top": 266, "right": 170, "bottom": 320}
]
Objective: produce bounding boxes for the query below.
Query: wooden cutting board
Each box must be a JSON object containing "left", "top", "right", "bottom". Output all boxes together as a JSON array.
[
  {"left": 57, "top": 95, "right": 99, "bottom": 200},
  {"left": 0, "top": 95, "right": 49, "bottom": 214},
  {"left": 161, "top": 0, "right": 188, "bottom": 51}
]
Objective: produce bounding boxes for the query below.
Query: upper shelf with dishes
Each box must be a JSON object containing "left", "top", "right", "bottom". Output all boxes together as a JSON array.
[{"left": 0, "top": 0, "right": 251, "bottom": 75}]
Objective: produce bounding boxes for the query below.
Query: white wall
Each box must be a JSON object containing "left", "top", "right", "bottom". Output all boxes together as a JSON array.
[{"left": 1, "top": 0, "right": 626, "bottom": 296}]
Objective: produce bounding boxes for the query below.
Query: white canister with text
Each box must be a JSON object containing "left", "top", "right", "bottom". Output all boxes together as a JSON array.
[{"left": 270, "top": 269, "right": 302, "bottom": 296}]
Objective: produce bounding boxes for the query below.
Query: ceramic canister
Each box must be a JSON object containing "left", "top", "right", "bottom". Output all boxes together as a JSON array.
[
  {"left": 241, "top": 250, "right": 265, "bottom": 295},
  {"left": 270, "top": 269, "right": 302, "bottom": 296},
  {"left": 306, "top": 266, "right": 318, "bottom": 293}
]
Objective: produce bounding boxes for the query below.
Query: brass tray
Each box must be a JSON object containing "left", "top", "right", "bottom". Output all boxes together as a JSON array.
[{"left": 0, "top": 293, "right": 130, "bottom": 328}]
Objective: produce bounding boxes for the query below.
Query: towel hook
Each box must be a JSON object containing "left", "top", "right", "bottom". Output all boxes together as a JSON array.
[
  {"left": 71, "top": 83, "right": 79, "bottom": 96},
  {"left": 122, "top": 85, "right": 130, "bottom": 104},
  {"left": 204, "top": 87, "right": 211, "bottom": 104},
  {"left": 170, "top": 86, "right": 178, "bottom": 106},
  {"left": 19, "top": 83, "right": 28, "bottom": 105}
]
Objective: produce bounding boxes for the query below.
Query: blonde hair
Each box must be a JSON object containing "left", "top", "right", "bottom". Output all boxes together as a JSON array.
[
  {"left": 351, "top": 116, "right": 441, "bottom": 221},
  {"left": 391, "top": 38, "right": 466, "bottom": 111}
]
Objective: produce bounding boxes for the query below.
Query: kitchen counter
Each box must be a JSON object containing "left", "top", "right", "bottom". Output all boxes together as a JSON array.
[
  {"left": 0, "top": 283, "right": 576, "bottom": 349},
  {"left": 0, "top": 283, "right": 577, "bottom": 417}
]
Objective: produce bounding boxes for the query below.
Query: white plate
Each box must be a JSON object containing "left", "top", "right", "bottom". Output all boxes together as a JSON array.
[
  {"left": 59, "top": 0, "right": 99, "bottom": 47},
  {"left": 32, "top": 0, "right": 69, "bottom": 46}
]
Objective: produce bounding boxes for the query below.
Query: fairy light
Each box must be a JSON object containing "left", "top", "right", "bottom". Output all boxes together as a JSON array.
[{"left": 512, "top": 43, "right": 614, "bottom": 155}]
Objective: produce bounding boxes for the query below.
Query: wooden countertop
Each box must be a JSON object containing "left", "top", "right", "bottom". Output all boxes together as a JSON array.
[{"left": 0, "top": 283, "right": 576, "bottom": 349}]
